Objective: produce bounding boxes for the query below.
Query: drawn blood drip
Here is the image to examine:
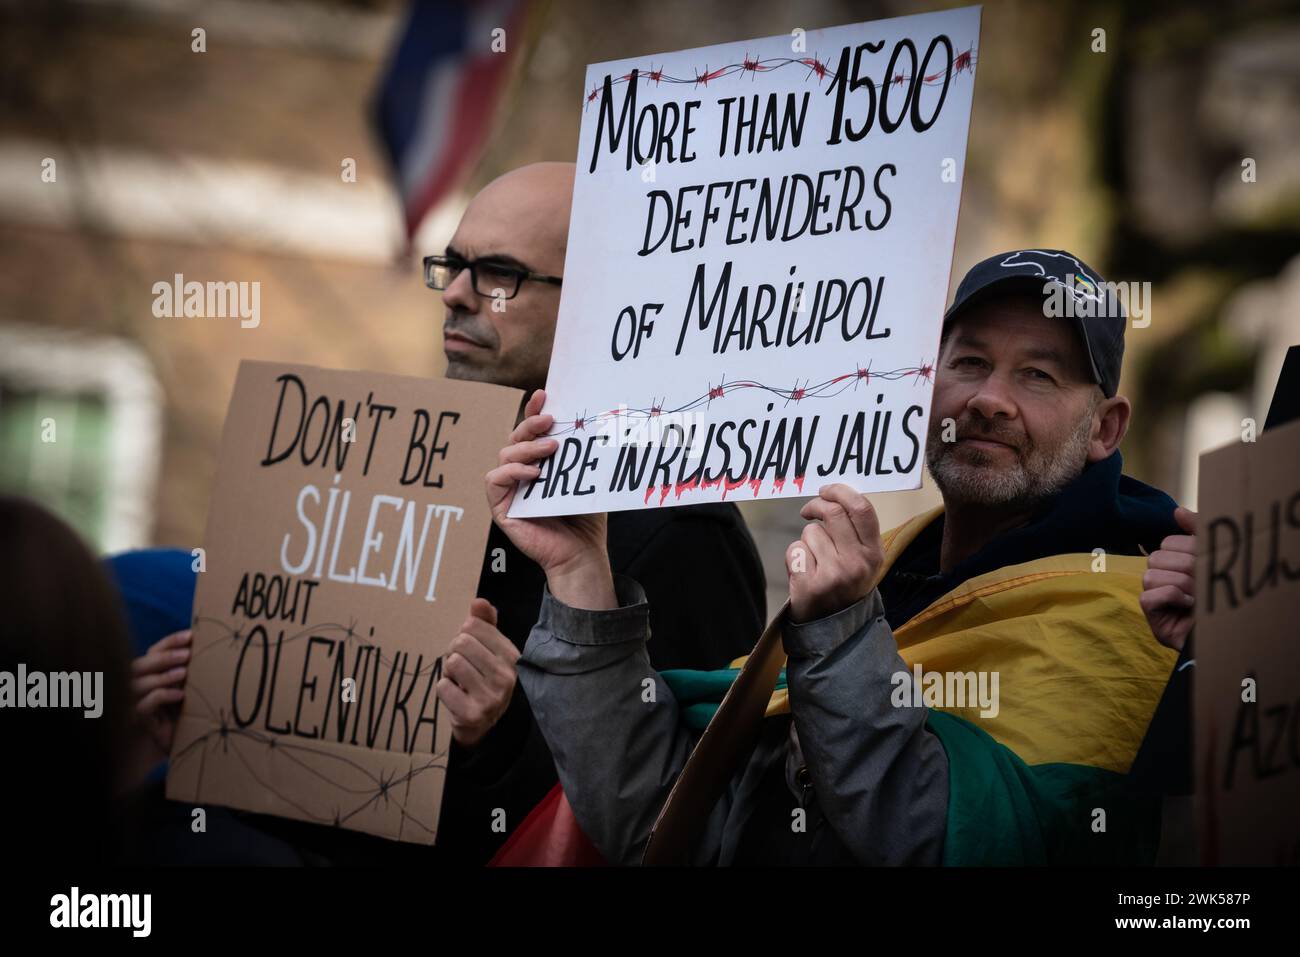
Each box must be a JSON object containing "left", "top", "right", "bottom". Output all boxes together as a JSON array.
[
  {"left": 674, "top": 477, "right": 699, "bottom": 498},
  {"left": 643, "top": 473, "right": 808, "bottom": 505},
  {"left": 721, "top": 475, "right": 748, "bottom": 499}
]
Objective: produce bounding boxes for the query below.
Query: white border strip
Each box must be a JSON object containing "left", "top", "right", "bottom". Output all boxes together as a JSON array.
[{"left": 0, "top": 320, "right": 164, "bottom": 552}]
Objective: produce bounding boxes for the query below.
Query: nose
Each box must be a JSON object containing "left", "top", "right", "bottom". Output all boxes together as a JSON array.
[
  {"left": 965, "top": 372, "right": 1018, "bottom": 422},
  {"left": 441, "top": 267, "right": 478, "bottom": 316}
]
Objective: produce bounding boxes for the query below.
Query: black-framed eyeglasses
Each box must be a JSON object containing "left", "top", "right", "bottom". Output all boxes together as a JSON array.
[{"left": 423, "top": 254, "right": 562, "bottom": 301}]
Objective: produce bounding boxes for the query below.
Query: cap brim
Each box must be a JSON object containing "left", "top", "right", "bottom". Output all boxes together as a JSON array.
[{"left": 943, "top": 275, "right": 1106, "bottom": 390}]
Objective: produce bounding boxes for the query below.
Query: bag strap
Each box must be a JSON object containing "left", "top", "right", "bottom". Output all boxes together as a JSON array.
[{"left": 642, "top": 601, "right": 789, "bottom": 865}]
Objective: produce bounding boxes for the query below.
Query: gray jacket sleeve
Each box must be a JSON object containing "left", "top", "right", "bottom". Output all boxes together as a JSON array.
[
  {"left": 783, "top": 588, "right": 949, "bottom": 865},
  {"left": 515, "top": 575, "right": 695, "bottom": 866}
]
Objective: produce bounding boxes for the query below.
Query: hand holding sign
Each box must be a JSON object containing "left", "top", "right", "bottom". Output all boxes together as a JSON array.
[
  {"left": 487, "top": 389, "right": 615, "bottom": 610},
  {"left": 132, "top": 629, "right": 191, "bottom": 759},
  {"left": 437, "top": 599, "right": 520, "bottom": 749},
  {"left": 1140, "top": 506, "right": 1198, "bottom": 651},
  {"left": 510, "top": 7, "right": 981, "bottom": 519},
  {"left": 786, "top": 485, "right": 884, "bottom": 624}
]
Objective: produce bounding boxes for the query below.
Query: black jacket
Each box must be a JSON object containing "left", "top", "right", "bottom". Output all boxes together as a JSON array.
[{"left": 437, "top": 502, "right": 766, "bottom": 865}]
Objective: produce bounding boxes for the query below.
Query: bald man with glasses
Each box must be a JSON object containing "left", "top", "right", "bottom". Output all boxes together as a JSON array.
[
  {"left": 424, "top": 162, "right": 767, "bottom": 864},
  {"left": 126, "top": 162, "right": 765, "bottom": 868},
  {"left": 425, "top": 162, "right": 571, "bottom": 393}
]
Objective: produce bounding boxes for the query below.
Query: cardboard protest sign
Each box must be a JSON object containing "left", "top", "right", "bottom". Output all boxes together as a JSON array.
[
  {"left": 166, "top": 361, "right": 521, "bottom": 843},
  {"left": 511, "top": 6, "right": 981, "bottom": 518},
  {"left": 1194, "top": 417, "right": 1300, "bottom": 865}
]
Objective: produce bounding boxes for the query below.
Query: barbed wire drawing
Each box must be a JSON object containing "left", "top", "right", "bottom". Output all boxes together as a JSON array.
[
  {"left": 583, "top": 46, "right": 978, "bottom": 107},
  {"left": 549, "top": 361, "right": 934, "bottom": 436},
  {"left": 172, "top": 616, "right": 449, "bottom": 841}
]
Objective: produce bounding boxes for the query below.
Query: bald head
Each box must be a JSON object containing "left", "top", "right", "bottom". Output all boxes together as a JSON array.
[
  {"left": 440, "top": 162, "right": 575, "bottom": 391},
  {"left": 464, "top": 162, "right": 575, "bottom": 277}
]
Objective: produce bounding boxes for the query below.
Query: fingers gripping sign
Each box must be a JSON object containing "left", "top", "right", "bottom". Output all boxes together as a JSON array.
[
  {"left": 132, "top": 629, "right": 192, "bottom": 759},
  {"left": 786, "top": 484, "right": 884, "bottom": 623},
  {"left": 486, "top": 388, "right": 557, "bottom": 528},
  {"left": 486, "top": 390, "right": 616, "bottom": 610},
  {"left": 1139, "top": 506, "right": 1198, "bottom": 652},
  {"left": 435, "top": 598, "right": 521, "bottom": 748}
]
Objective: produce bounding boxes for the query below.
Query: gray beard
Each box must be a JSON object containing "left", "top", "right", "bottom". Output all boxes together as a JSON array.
[{"left": 925, "top": 410, "right": 1095, "bottom": 509}]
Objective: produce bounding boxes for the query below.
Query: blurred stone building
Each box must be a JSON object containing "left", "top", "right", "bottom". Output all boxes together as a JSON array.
[{"left": 1, "top": 0, "right": 1297, "bottom": 617}]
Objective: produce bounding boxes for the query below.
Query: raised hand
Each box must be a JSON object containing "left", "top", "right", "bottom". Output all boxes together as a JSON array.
[
  {"left": 1140, "top": 506, "right": 1197, "bottom": 651},
  {"left": 486, "top": 389, "right": 615, "bottom": 609},
  {"left": 131, "top": 629, "right": 190, "bottom": 760},
  {"left": 436, "top": 599, "right": 520, "bottom": 749},
  {"left": 786, "top": 484, "right": 885, "bottom": 624}
]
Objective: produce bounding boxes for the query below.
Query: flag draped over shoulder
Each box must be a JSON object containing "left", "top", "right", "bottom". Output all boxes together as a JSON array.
[
  {"left": 673, "top": 509, "right": 1178, "bottom": 865},
  {"left": 493, "top": 509, "right": 1177, "bottom": 866},
  {"left": 372, "top": 0, "right": 535, "bottom": 239}
]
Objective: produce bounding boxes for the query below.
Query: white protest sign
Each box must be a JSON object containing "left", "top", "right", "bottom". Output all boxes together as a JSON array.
[{"left": 510, "top": 6, "right": 981, "bottom": 517}]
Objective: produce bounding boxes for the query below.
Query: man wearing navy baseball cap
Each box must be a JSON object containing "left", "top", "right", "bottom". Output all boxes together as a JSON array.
[
  {"left": 491, "top": 247, "right": 1190, "bottom": 866},
  {"left": 926, "top": 247, "right": 1131, "bottom": 519}
]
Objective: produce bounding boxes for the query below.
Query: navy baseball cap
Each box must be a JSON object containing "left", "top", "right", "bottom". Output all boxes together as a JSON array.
[{"left": 943, "top": 249, "right": 1126, "bottom": 398}]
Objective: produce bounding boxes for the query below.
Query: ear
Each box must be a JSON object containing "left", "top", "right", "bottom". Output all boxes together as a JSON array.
[{"left": 1087, "top": 393, "right": 1131, "bottom": 462}]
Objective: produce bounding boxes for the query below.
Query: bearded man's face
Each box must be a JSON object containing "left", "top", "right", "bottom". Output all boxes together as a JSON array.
[{"left": 926, "top": 296, "right": 1109, "bottom": 509}]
